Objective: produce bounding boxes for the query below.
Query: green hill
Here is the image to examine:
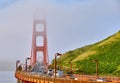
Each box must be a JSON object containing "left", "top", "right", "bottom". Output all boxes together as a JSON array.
[{"left": 54, "top": 31, "right": 120, "bottom": 76}]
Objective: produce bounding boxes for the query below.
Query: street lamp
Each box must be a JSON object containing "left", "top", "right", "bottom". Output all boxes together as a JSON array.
[
  {"left": 25, "top": 57, "right": 31, "bottom": 72},
  {"left": 93, "top": 59, "right": 99, "bottom": 78},
  {"left": 16, "top": 60, "right": 20, "bottom": 71},
  {"left": 54, "top": 53, "right": 62, "bottom": 78},
  {"left": 70, "top": 61, "right": 72, "bottom": 74}
]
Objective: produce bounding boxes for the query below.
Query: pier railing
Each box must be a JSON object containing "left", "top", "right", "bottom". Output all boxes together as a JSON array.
[{"left": 15, "top": 71, "right": 113, "bottom": 83}]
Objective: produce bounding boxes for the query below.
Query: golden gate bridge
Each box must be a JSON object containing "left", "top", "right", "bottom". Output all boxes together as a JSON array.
[{"left": 15, "top": 13, "right": 119, "bottom": 83}]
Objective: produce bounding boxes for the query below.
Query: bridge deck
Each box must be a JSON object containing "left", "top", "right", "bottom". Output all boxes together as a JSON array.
[{"left": 15, "top": 71, "right": 114, "bottom": 83}]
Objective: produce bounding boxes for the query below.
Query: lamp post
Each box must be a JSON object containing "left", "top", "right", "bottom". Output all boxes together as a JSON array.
[
  {"left": 70, "top": 61, "right": 72, "bottom": 74},
  {"left": 25, "top": 57, "right": 31, "bottom": 72},
  {"left": 93, "top": 59, "right": 98, "bottom": 78},
  {"left": 54, "top": 53, "right": 62, "bottom": 78},
  {"left": 16, "top": 60, "right": 20, "bottom": 71}
]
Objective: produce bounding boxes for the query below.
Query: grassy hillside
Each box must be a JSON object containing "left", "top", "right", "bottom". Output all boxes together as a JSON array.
[{"left": 55, "top": 31, "right": 120, "bottom": 76}]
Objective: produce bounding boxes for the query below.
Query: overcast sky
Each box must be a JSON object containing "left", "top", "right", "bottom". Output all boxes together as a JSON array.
[{"left": 0, "top": 0, "right": 120, "bottom": 70}]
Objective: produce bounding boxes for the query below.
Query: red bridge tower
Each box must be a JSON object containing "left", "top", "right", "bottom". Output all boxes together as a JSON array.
[{"left": 30, "top": 15, "right": 48, "bottom": 66}]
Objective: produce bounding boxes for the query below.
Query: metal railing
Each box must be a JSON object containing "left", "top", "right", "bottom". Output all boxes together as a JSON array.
[{"left": 15, "top": 71, "right": 115, "bottom": 83}]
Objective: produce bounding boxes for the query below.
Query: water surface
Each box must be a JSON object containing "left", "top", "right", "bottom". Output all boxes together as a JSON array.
[{"left": 0, "top": 71, "right": 16, "bottom": 83}]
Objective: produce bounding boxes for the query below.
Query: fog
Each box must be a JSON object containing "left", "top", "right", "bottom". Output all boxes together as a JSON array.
[{"left": 0, "top": 0, "right": 120, "bottom": 70}]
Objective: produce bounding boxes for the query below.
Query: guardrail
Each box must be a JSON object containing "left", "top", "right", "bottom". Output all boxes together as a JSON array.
[{"left": 15, "top": 71, "right": 114, "bottom": 83}]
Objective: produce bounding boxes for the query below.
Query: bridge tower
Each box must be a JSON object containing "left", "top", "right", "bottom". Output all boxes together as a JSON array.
[{"left": 30, "top": 15, "right": 48, "bottom": 66}]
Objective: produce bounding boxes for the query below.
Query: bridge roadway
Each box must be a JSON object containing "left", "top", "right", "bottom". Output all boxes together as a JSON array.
[{"left": 15, "top": 71, "right": 114, "bottom": 83}]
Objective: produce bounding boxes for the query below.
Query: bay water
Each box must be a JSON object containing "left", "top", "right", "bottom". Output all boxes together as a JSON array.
[{"left": 0, "top": 71, "right": 16, "bottom": 83}]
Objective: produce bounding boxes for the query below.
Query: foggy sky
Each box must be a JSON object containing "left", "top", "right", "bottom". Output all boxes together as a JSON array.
[{"left": 0, "top": 0, "right": 120, "bottom": 70}]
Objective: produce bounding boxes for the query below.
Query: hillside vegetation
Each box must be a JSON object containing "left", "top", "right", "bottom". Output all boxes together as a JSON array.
[{"left": 55, "top": 31, "right": 120, "bottom": 76}]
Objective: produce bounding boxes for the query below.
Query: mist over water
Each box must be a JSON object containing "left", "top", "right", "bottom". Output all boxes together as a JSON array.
[{"left": 0, "top": 71, "right": 16, "bottom": 83}]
